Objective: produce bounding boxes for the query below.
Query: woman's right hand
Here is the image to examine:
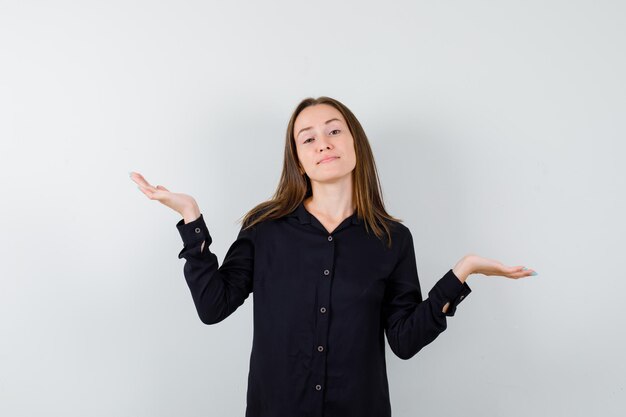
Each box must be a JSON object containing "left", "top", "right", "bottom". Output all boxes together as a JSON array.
[{"left": 130, "top": 171, "right": 200, "bottom": 220}]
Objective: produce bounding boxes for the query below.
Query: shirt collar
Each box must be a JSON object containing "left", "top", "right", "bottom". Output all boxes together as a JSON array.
[{"left": 288, "top": 200, "right": 361, "bottom": 225}]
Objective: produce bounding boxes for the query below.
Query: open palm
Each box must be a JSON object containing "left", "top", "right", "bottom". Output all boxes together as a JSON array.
[
  {"left": 129, "top": 171, "right": 197, "bottom": 216},
  {"left": 467, "top": 254, "right": 537, "bottom": 279}
]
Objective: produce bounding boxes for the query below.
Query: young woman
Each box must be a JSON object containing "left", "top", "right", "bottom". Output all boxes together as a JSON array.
[{"left": 130, "top": 96, "right": 537, "bottom": 417}]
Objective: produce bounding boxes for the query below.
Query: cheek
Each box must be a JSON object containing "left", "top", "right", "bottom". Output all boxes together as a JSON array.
[
  {"left": 295, "top": 147, "right": 307, "bottom": 161},
  {"left": 300, "top": 151, "right": 317, "bottom": 169},
  {"left": 345, "top": 141, "right": 357, "bottom": 159},
  {"left": 347, "top": 144, "right": 357, "bottom": 167}
]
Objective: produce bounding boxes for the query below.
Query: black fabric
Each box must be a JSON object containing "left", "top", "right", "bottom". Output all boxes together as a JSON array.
[{"left": 176, "top": 201, "right": 472, "bottom": 417}]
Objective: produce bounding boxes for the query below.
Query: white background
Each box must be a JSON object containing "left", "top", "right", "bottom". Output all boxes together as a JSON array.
[{"left": 1, "top": 0, "right": 624, "bottom": 416}]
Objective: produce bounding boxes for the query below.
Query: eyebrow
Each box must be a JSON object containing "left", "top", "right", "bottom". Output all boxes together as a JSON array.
[{"left": 296, "top": 118, "right": 342, "bottom": 138}]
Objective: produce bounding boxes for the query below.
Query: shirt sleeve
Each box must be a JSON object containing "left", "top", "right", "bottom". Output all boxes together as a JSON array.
[
  {"left": 382, "top": 227, "right": 471, "bottom": 360},
  {"left": 176, "top": 213, "right": 256, "bottom": 325}
]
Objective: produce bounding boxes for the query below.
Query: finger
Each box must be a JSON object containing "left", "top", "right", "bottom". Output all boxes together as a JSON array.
[
  {"left": 508, "top": 268, "right": 536, "bottom": 279},
  {"left": 131, "top": 172, "right": 154, "bottom": 189},
  {"left": 510, "top": 266, "right": 529, "bottom": 276},
  {"left": 137, "top": 185, "right": 160, "bottom": 199},
  {"left": 129, "top": 171, "right": 143, "bottom": 184},
  {"left": 138, "top": 185, "right": 158, "bottom": 197},
  {"left": 137, "top": 185, "right": 151, "bottom": 198},
  {"left": 156, "top": 185, "right": 170, "bottom": 192},
  {"left": 131, "top": 174, "right": 150, "bottom": 188}
]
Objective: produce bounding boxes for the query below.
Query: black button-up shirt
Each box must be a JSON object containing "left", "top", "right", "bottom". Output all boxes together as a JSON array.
[{"left": 176, "top": 201, "right": 472, "bottom": 417}]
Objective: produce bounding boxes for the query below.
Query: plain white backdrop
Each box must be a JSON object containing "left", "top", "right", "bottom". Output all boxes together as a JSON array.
[{"left": 1, "top": 0, "right": 624, "bottom": 416}]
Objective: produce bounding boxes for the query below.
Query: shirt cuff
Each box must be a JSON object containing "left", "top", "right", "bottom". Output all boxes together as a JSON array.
[
  {"left": 175, "top": 213, "right": 211, "bottom": 258},
  {"left": 428, "top": 268, "right": 472, "bottom": 317}
]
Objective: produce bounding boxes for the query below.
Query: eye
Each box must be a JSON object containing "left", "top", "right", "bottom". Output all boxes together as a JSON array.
[{"left": 303, "top": 129, "right": 340, "bottom": 144}]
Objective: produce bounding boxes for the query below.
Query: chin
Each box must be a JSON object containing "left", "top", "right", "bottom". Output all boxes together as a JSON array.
[{"left": 310, "top": 170, "right": 352, "bottom": 183}]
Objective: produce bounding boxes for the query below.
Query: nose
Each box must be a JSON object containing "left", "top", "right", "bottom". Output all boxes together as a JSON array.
[{"left": 317, "top": 135, "right": 333, "bottom": 152}]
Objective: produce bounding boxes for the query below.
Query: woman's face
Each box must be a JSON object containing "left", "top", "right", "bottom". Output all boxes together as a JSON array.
[{"left": 293, "top": 104, "right": 357, "bottom": 184}]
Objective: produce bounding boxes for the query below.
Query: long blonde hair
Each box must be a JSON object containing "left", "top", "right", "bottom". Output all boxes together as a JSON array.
[{"left": 238, "top": 96, "right": 403, "bottom": 248}]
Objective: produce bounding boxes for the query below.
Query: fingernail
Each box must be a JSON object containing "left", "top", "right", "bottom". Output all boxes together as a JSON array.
[{"left": 523, "top": 267, "right": 538, "bottom": 276}]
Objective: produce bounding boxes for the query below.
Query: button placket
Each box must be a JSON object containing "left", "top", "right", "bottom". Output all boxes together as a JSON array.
[{"left": 312, "top": 232, "right": 334, "bottom": 400}]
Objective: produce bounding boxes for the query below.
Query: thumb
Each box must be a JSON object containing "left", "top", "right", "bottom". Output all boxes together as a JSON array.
[{"left": 155, "top": 185, "right": 170, "bottom": 192}]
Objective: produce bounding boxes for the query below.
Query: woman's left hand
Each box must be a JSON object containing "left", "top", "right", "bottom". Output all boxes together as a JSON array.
[
  {"left": 466, "top": 254, "right": 537, "bottom": 279},
  {"left": 444, "top": 255, "right": 536, "bottom": 313}
]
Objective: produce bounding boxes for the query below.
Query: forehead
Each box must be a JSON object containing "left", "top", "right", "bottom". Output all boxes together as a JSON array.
[{"left": 294, "top": 104, "right": 344, "bottom": 131}]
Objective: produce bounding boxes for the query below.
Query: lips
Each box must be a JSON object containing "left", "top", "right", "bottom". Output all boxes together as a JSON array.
[{"left": 318, "top": 156, "right": 339, "bottom": 164}]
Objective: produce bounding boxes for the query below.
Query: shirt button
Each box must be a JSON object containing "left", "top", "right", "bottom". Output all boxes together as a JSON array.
[
  {"left": 315, "top": 384, "right": 322, "bottom": 391},
  {"left": 317, "top": 345, "right": 324, "bottom": 352},
  {"left": 459, "top": 295, "right": 465, "bottom": 301},
  {"left": 327, "top": 236, "right": 333, "bottom": 241},
  {"left": 320, "top": 307, "right": 326, "bottom": 313},
  {"left": 323, "top": 269, "right": 330, "bottom": 275},
  {"left": 194, "top": 227, "right": 201, "bottom": 234}
]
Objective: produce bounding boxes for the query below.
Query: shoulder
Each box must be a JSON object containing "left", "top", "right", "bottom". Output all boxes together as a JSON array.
[
  {"left": 373, "top": 217, "right": 413, "bottom": 253},
  {"left": 239, "top": 205, "right": 286, "bottom": 239},
  {"left": 240, "top": 204, "right": 272, "bottom": 228},
  {"left": 382, "top": 218, "right": 411, "bottom": 239}
]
